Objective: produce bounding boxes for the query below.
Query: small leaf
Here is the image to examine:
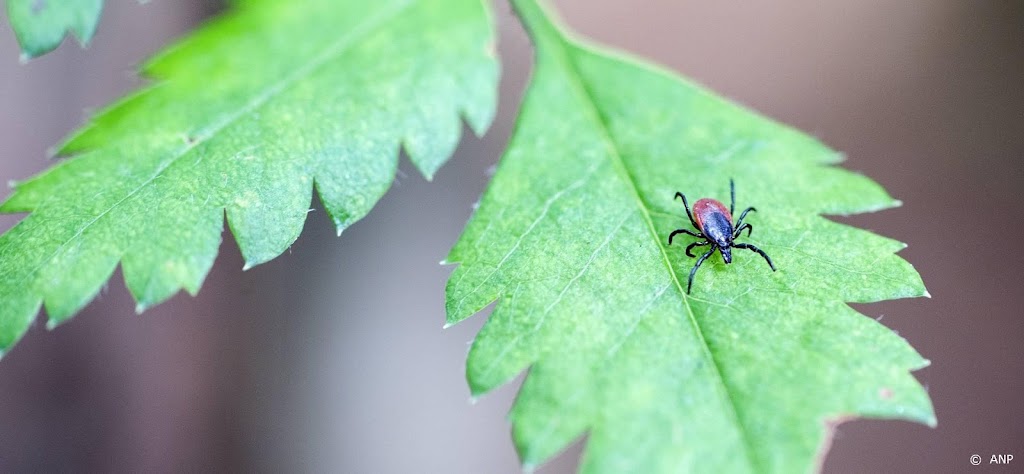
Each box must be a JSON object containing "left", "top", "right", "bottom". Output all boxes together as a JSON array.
[
  {"left": 0, "top": 0, "right": 497, "bottom": 353},
  {"left": 6, "top": 0, "right": 104, "bottom": 59},
  {"left": 445, "top": 0, "right": 933, "bottom": 471}
]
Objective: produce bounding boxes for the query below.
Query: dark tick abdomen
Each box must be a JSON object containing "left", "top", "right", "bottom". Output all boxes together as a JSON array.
[{"left": 693, "top": 198, "right": 733, "bottom": 245}]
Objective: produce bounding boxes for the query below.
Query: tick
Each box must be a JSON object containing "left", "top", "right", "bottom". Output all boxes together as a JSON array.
[{"left": 668, "top": 179, "right": 776, "bottom": 294}]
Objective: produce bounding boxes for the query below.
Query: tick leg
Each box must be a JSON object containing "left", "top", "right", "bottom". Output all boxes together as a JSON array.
[
  {"left": 733, "top": 223, "right": 752, "bottom": 239},
  {"left": 730, "top": 178, "right": 736, "bottom": 215},
  {"left": 734, "top": 206, "right": 757, "bottom": 228},
  {"left": 687, "top": 246, "right": 717, "bottom": 294},
  {"left": 674, "top": 192, "right": 700, "bottom": 230},
  {"left": 668, "top": 228, "right": 702, "bottom": 245},
  {"left": 734, "top": 242, "right": 776, "bottom": 271},
  {"left": 685, "top": 241, "right": 709, "bottom": 257}
]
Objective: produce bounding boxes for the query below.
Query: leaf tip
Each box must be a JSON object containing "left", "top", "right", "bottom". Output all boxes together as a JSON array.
[
  {"left": 442, "top": 322, "right": 454, "bottom": 330},
  {"left": 45, "top": 144, "right": 62, "bottom": 159},
  {"left": 467, "top": 378, "right": 494, "bottom": 401},
  {"left": 135, "top": 302, "right": 149, "bottom": 314},
  {"left": 71, "top": 30, "right": 97, "bottom": 50},
  {"left": 321, "top": 206, "right": 351, "bottom": 238},
  {"left": 0, "top": 200, "right": 22, "bottom": 214}
]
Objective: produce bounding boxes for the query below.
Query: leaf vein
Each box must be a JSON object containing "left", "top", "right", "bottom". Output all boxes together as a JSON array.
[
  {"left": 553, "top": 39, "right": 762, "bottom": 472},
  {"left": 452, "top": 161, "right": 601, "bottom": 317},
  {"left": 476, "top": 210, "right": 629, "bottom": 383}
]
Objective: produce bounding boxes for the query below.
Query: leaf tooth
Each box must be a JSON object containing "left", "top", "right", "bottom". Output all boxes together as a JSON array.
[
  {"left": 116, "top": 198, "right": 223, "bottom": 312},
  {"left": 457, "top": 60, "right": 500, "bottom": 138},
  {"left": 0, "top": 192, "right": 30, "bottom": 214},
  {"left": 403, "top": 109, "right": 463, "bottom": 181},
  {"left": 7, "top": 0, "right": 103, "bottom": 59},
  {"left": 312, "top": 139, "right": 400, "bottom": 237},
  {"left": 225, "top": 165, "right": 313, "bottom": 270},
  {"left": 42, "top": 250, "right": 121, "bottom": 326},
  {"left": 509, "top": 364, "right": 593, "bottom": 467},
  {"left": 0, "top": 293, "right": 41, "bottom": 350}
]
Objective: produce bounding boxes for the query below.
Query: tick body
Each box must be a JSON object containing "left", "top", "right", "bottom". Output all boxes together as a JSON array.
[{"left": 668, "top": 179, "right": 776, "bottom": 294}]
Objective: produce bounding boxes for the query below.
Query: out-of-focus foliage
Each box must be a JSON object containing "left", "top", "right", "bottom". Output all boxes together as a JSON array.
[
  {"left": 0, "top": 0, "right": 497, "bottom": 354},
  {"left": 6, "top": 0, "right": 104, "bottom": 59}
]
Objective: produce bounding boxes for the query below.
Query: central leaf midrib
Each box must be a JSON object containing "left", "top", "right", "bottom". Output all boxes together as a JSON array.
[
  {"left": 21, "top": 0, "right": 414, "bottom": 287},
  {"left": 544, "top": 34, "right": 761, "bottom": 474}
]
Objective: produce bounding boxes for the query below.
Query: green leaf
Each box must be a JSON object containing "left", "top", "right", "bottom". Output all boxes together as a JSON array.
[
  {"left": 0, "top": 0, "right": 496, "bottom": 352},
  {"left": 444, "top": 0, "right": 933, "bottom": 472},
  {"left": 6, "top": 0, "right": 104, "bottom": 59}
]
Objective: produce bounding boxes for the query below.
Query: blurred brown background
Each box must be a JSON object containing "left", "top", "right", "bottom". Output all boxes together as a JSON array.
[{"left": 0, "top": 1, "right": 1021, "bottom": 472}]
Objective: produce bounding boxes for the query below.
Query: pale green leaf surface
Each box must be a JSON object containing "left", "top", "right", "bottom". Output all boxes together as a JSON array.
[
  {"left": 445, "top": 1, "right": 932, "bottom": 472},
  {"left": 6, "top": 0, "right": 104, "bottom": 59},
  {"left": 0, "top": 0, "right": 496, "bottom": 351}
]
